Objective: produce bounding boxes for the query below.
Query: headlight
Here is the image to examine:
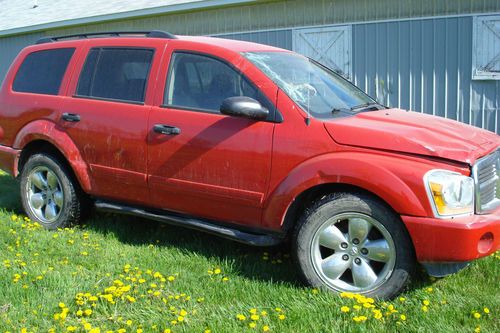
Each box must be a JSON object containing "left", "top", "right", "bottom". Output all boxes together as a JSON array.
[{"left": 424, "top": 170, "right": 474, "bottom": 217}]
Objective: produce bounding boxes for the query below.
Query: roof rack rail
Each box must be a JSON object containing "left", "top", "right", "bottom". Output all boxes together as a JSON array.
[{"left": 35, "top": 30, "right": 177, "bottom": 44}]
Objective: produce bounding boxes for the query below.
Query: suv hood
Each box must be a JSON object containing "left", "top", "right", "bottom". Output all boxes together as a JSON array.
[{"left": 324, "top": 109, "right": 500, "bottom": 165}]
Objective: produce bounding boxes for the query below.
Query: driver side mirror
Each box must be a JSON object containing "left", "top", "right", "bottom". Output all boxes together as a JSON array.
[{"left": 220, "top": 96, "right": 269, "bottom": 121}]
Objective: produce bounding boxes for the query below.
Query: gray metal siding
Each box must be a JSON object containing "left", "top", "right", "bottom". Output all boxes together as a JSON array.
[
  {"left": 219, "top": 17, "right": 500, "bottom": 134},
  {"left": 352, "top": 17, "right": 499, "bottom": 133}
]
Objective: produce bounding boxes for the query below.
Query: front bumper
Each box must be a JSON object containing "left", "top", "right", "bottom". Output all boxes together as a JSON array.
[
  {"left": 0, "top": 145, "right": 20, "bottom": 176},
  {"left": 402, "top": 210, "right": 500, "bottom": 263}
]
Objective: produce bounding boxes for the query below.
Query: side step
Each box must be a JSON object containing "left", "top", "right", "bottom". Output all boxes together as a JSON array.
[{"left": 95, "top": 201, "right": 283, "bottom": 247}]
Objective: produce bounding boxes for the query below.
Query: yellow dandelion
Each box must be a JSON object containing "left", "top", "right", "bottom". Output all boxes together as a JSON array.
[
  {"left": 263, "top": 326, "right": 270, "bottom": 332},
  {"left": 236, "top": 314, "right": 246, "bottom": 321},
  {"left": 340, "top": 306, "right": 350, "bottom": 313},
  {"left": 473, "top": 312, "right": 481, "bottom": 319},
  {"left": 249, "top": 322, "right": 257, "bottom": 329},
  {"left": 352, "top": 316, "right": 367, "bottom": 323},
  {"left": 400, "top": 314, "right": 407, "bottom": 321},
  {"left": 421, "top": 306, "right": 428, "bottom": 312},
  {"left": 483, "top": 308, "right": 490, "bottom": 314},
  {"left": 278, "top": 314, "right": 286, "bottom": 320},
  {"left": 250, "top": 314, "right": 260, "bottom": 321},
  {"left": 423, "top": 300, "right": 430, "bottom": 306}
]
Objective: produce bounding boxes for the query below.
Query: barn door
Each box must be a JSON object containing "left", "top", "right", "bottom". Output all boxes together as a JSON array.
[{"left": 292, "top": 25, "right": 352, "bottom": 80}]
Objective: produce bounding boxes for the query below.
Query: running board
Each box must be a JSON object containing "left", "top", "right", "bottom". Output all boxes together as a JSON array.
[{"left": 94, "top": 201, "right": 283, "bottom": 247}]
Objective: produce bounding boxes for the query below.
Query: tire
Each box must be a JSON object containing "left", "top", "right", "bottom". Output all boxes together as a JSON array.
[
  {"left": 292, "top": 192, "right": 415, "bottom": 300},
  {"left": 20, "top": 153, "right": 84, "bottom": 230}
]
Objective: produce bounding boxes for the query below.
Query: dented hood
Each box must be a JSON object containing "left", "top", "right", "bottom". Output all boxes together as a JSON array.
[{"left": 323, "top": 109, "right": 500, "bottom": 165}]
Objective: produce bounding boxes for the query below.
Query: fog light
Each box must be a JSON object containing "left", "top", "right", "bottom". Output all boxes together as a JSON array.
[{"left": 478, "top": 232, "right": 494, "bottom": 254}]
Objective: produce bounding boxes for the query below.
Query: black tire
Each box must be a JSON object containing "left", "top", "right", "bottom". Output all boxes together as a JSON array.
[
  {"left": 292, "top": 192, "right": 415, "bottom": 300},
  {"left": 20, "top": 153, "right": 84, "bottom": 230}
]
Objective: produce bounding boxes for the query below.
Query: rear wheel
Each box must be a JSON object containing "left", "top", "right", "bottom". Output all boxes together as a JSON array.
[
  {"left": 293, "top": 192, "right": 415, "bottom": 299},
  {"left": 20, "top": 153, "right": 84, "bottom": 229}
]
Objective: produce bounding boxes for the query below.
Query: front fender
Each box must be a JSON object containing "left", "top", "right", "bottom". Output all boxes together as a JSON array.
[
  {"left": 262, "top": 151, "right": 469, "bottom": 230},
  {"left": 13, "top": 120, "right": 92, "bottom": 192}
]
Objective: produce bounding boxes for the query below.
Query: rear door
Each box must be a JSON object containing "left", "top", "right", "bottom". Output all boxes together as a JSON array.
[
  {"left": 62, "top": 39, "right": 164, "bottom": 204},
  {"left": 147, "top": 43, "right": 278, "bottom": 227}
]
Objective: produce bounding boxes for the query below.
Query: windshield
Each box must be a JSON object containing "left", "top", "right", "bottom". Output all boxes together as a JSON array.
[{"left": 243, "top": 51, "right": 382, "bottom": 119}]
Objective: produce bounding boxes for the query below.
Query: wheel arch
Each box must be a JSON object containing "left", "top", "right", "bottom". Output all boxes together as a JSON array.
[
  {"left": 14, "top": 120, "right": 92, "bottom": 193},
  {"left": 262, "top": 152, "right": 433, "bottom": 232},
  {"left": 280, "top": 183, "right": 401, "bottom": 235}
]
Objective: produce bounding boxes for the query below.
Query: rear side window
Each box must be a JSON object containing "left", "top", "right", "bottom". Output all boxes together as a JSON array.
[
  {"left": 76, "top": 48, "right": 154, "bottom": 103},
  {"left": 13, "top": 48, "right": 75, "bottom": 95}
]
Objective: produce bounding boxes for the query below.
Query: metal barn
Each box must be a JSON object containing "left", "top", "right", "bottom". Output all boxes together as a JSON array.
[{"left": 0, "top": 0, "right": 499, "bottom": 133}]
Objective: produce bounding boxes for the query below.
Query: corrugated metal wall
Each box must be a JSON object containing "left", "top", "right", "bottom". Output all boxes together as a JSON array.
[
  {"left": 221, "top": 17, "right": 500, "bottom": 134},
  {"left": 351, "top": 17, "right": 499, "bottom": 133},
  {"left": 0, "top": 0, "right": 499, "bottom": 132}
]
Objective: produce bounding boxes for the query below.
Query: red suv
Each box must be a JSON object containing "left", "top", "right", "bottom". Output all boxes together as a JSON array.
[{"left": 0, "top": 31, "right": 498, "bottom": 299}]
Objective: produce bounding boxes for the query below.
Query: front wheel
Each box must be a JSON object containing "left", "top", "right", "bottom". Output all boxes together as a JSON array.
[
  {"left": 292, "top": 192, "right": 415, "bottom": 299},
  {"left": 20, "top": 153, "right": 84, "bottom": 230}
]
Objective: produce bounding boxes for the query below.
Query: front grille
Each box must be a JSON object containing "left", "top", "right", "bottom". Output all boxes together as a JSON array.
[{"left": 472, "top": 149, "right": 500, "bottom": 214}]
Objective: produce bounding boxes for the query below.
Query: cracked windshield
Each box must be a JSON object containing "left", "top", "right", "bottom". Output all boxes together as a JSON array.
[{"left": 244, "top": 51, "right": 384, "bottom": 119}]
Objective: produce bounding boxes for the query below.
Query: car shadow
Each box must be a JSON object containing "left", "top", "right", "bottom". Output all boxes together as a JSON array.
[
  {"left": 0, "top": 172, "right": 434, "bottom": 293},
  {"left": 0, "top": 172, "right": 299, "bottom": 286}
]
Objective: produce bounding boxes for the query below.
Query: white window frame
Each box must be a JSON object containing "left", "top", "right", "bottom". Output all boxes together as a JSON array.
[{"left": 472, "top": 15, "right": 500, "bottom": 80}]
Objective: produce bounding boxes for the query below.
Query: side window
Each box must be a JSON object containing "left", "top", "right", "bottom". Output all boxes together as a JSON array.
[
  {"left": 164, "top": 52, "right": 272, "bottom": 113},
  {"left": 13, "top": 48, "right": 75, "bottom": 95},
  {"left": 76, "top": 48, "right": 154, "bottom": 103}
]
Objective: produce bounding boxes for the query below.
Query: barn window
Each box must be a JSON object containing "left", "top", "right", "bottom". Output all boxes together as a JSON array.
[
  {"left": 292, "top": 25, "right": 352, "bottom": 80},
  {"left": 473, "top": 15, "right": 500, "bottom": 80}
]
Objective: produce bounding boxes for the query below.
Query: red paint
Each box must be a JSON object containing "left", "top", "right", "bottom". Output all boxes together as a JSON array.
[
  {"left": 0, "top": 35, "right": 499, "bottom": 264},
  {"left": 402, "top": 213, "right": 500, "bottom": 262},
  {"left": 0, "top": 145, "right": 20, "bottom": 176}
]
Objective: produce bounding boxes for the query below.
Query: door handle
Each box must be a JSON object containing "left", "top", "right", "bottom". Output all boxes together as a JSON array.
[
  {"left": 153, "top": 124, "right": 181, "bottom": 135},
  {"left": 61, "top": 113, "right": 81, "bottom": 122}
]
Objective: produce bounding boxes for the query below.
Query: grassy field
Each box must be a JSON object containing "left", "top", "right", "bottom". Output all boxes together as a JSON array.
[{"left": 0, "top": 170, "right": 498, "bottom": 333}]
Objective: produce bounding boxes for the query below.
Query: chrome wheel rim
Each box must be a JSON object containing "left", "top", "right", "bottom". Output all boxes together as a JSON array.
[
  {"left": 26, "top": 166, "right": 64, "bottom": 223},
  {"left": 310, "top": 212, "right": 396, "bottom": 293}
]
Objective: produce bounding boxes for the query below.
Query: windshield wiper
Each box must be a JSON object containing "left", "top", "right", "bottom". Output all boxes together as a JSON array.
[
  {"left": 331, "top": 107, "right": 350, "bottom": 114},
  {"left": 350, "top": 102, "right": 384, "bottom": 112}
]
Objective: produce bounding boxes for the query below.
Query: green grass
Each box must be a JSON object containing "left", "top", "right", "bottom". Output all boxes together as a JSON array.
[{"left": 0, "top": 170, "right": 498, "bottom": 333}]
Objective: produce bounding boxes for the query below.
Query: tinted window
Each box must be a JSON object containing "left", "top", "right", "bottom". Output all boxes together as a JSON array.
[
  {"left": 76, "top": 48, "right": 154, "bottom": 103},
  {"left": 165, "top": 52, "right": 271, "bottom": 113},
  {"left": 13, "top": 48, "right": 75, "bottom": 95}
]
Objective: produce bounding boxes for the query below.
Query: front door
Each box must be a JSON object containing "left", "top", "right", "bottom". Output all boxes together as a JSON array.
[{"left": 148, "top": 49, "right": 277, "bottom": 227}]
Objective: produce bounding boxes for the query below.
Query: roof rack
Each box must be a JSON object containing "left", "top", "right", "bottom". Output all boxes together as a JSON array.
[{"left": 35, "top": 30, "right": 177, "bottom": 44}]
